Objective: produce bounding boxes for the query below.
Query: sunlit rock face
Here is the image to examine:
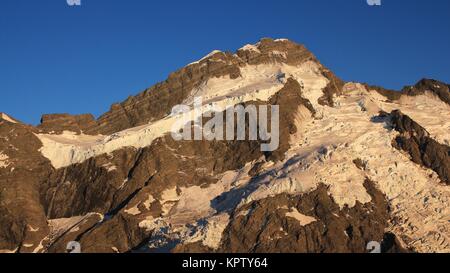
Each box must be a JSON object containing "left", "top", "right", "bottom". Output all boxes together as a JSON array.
[{"left": 0, "top": 38, "right": 449, "bottom": 253}]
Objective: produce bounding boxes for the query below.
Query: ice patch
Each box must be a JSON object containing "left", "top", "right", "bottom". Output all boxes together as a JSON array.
[
  {"left": 28, "top": 225, "right": 39, "bottom": 232},
  {"left": 32, "top": 240, "right": 45, "bottom": 253},
  {"left": 102, "top": 162, "right": 117, "bottom": 172},
  {"left": 161, "top": 187, "right": 179, "bottom": 202},
  {"left": 0, "top": 152, "right": 10, "bottom": 168},
  {"left": 124, "top": 205, "right": 141, "bottom": 216},
  {"left": 185, "top": 213, "right": 230, "bottom": 250},
  {"left": 285, "top": 208, "right": 317, "bottom": 226},
  {"left": 143, "top": 194, "right": 155, "bottom": 210},
  {"left": 139, "top": 217, "right": 166, "bottom": 232}
]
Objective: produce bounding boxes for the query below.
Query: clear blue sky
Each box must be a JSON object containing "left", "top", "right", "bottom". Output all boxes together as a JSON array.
[{"left": 1, "top": 0, "right": 449, "bottom": 125}]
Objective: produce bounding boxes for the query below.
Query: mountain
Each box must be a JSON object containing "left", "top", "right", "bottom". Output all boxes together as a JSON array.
[{"left": 0, "top": 38, "right": 449, "bottom": 253}]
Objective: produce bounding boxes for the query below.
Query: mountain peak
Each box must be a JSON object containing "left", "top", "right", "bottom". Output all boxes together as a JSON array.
[
  {"left": 33, "top": 38, "right": 329, "bottom": 136},
  {"left": 236, "top": 37, "right": 317, "bottom": 66}
]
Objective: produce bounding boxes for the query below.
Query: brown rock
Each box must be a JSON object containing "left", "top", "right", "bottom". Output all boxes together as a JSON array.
[
  {"left": 38, "top": 113, "right": 97, "bottom": 134},
  {"left": 402, "top": 79, "right": 450, "bottom": 106},
  {"left": 390, "top": 110, "right": 450, "bottom": 185},
  {"left": 0, "top": 120, "right": 53, "bottom": 252},
  {"left": 178, "top": 180, "right": 408, "bottom": 253}
]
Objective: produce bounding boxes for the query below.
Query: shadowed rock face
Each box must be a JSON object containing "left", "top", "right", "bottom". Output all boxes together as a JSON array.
[
  {"left": 390, "top": 110, "right": 450, "bottom": 185},
  {"left": 318, "top": 69, "right": 345, "bottom": 107},
  {"left": 175, "top": 180, "right": 409, "bottom": 253},
  {"left": 266, "top": 78, "right": 315, "bottom": 161}
]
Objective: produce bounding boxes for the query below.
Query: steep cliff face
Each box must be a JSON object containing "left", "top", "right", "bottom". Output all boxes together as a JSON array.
[
  {"left": 38, "top": 114, "right": 97, "bottom": 134},
  {"left": 1, "top": 38, "right": 449, "bottom": 253},
  {"left": 390, "top": 110, "right": 449, "bottom": 185},
  {"left": 0, "top": 119, "right": 53, "bottom": 253}
]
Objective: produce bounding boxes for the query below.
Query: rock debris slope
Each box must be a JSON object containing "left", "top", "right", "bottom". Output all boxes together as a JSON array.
[{"left": 0, "top": 38, "right": 449, "bottom": 253}]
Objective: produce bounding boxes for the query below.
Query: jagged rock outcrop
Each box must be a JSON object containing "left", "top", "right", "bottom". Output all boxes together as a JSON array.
[
  {"left": 402, "top": 79, "right": 450, "bottom": 106},
  {"left": 175, "top": 181, "right": 408, "bottom": 253},
  {"left": 38, "top": 114, "right": 97, "bottom": 134},
  {"left": 265, "top": 78, "right": 315, "bottom": 161},
  {"left": 173, "top": 180, "right": 409, "bottom": 253},
  {"left": 390, "top": 110, "right": 450, "bottom": 185},
  {"left": 236, "top": 38, "right": 317, "bottom": 66},
  {"left": 364, "top": 79, "right": 450, "bottom": 106},
  {"left": 318, "top": 69, "right": 345, "bottom": 107}
]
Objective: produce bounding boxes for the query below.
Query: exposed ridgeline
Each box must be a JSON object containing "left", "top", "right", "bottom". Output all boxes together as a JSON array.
[
  {"left": 402, "top": 79, "right": 450, "bottom": 106},
  {"left": 390, "top": 110, "right": 450, "bottom": 185},
  {"left": 35, "top": 38, "right": 343, "bottom": 135},
  {"left": 364, "top": 78, "right": 450, "bottom": 105},
  {"left": 38, "top": 114, "right": 97, "bottom": 135}
]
